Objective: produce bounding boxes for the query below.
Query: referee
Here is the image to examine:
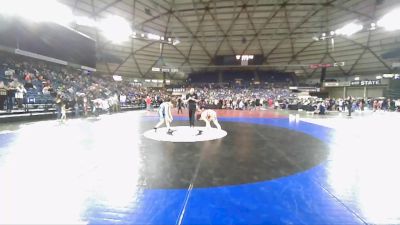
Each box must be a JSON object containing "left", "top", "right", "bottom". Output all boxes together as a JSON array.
[{"left": 186, "top": 88, "right": 199, "bottom": 128}]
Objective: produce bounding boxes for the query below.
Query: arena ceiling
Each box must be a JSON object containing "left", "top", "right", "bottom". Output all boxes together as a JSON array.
[{"left": 60, "top": 0, "right": 400, "bottom": 80}]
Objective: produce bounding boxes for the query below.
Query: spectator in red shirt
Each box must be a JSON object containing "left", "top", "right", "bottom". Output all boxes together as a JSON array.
[
  {"left": 145, "top": 96, "right": 152, "bottom": 111},
  {"left": 268, "top": 98, "right": 274, "bottom": 108}
]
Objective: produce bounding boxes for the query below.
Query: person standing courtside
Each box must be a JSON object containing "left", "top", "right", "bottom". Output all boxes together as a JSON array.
[
  {"left": 347, "top": 96, "right": 353, "bottom": 116},
  {"left": 0, "top": 82, "right": 8, "bottom": 111},
  {"left": 145, "top": 95, "right": 152, "bottom": 111},
  {"left": 186, "top": 88, "right": 199, "bottom": 128},
  {"left": 177, "top": 97, "right": 183, "bottom": 114},
  {"left": 153, "top": 97, "right": 174, "bottom": 135}
]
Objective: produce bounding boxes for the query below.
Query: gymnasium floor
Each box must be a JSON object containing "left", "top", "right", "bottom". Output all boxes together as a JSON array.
[{"left": 0, "top": 109, "right": 399, "bottom": 224}]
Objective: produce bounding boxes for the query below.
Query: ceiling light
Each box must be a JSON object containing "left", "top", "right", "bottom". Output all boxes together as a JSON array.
[
  {"left": 322, "top": 33, "right": 326, "bottom": 37},
  {"left": 141, "top": 33, "right": 145, "bottom": 37},
  {"left": 377, "top": 8, "right": 400, "bottom": 31},
  {"left": 383, "top": 74, "right": 394, "bottom": 78},
  {"left": 369, "top": 22, "right": 377, "bottom": 30},
  {"left": 148, "top": 33, "right": 161, "bottom": 40},
  {"left": 172, "top": 39, "right": 180, "bottom": 45},
  {"left": 236, "top": 55, "right": 241, "bottom": 60},
  {"left": 312, "top": 36, "right": 319, "bottom": 41},
  {"left": 334, "top": 62, "right": 345, "bottom": 67},
  {"left": 371, "top": 23, "right": 376, "bottom": 27},
  {"left": 98, "top": 15, "right": 132, "bottom": 43},
  {"left": 330, "top": 31, "right": 335, "bottom": 35},
  {"left": 0, "top": 0, "right": 74, "bottom": 26},
  {"left": 168, "top": 38, "right": 172, "bottom": 42},
  {"left": 161, "top": 37, "right": 164, "bottom": 41},
  {"left": 75, "top": 16, "right": 96, "bottom": 27},
  {"left": 376, "top": 75, "right": 382, "bottom": 80},
  {"left": 354, "top": 76, "right": 360, "bottom": 81},
  {"left": 112, "top": 75, "right": 122, "bottom": 81},
  {"left": 335, "top": 22, "right": 363, "bottom": 36}
]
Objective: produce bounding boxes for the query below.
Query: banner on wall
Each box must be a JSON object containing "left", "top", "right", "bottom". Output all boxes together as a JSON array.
[
  {"left": 324, "top": 82, "right": 339, "bottom": 87},
  {"left": 350, "top": 80, "right": 381, "bottom": 86},
  {"left": 323, "top": 81, "right": 351, "bottom": 87}
]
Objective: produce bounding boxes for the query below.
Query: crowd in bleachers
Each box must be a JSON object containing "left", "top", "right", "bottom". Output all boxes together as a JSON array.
[
  {"left": 177, "top": 84, "right": 400, "bottom": 114},
  {"left": 191, "top": 85, "right": 292, "bottom": 110},
  {"left": 318, "top": 97, "right": 400, "bottom": 112},
  {"left": 0, "top": 52, "right": 162, "bottom": 116},
  {"left": 2, "top": 52, "right": 400, "bottom": 119}
]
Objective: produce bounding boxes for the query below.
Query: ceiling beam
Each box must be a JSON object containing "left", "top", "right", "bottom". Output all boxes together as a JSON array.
[
  {"left": 112, "top": 53, "right": 133, "bottom": 74},
  {"left": 94, "top": 0, "right": 123, "bottom": 16},
  {"left": 263, "top": 0, "right": 338, "bottom": 64},
  {"left": 327, "top": 53, "right": 347, "bottom": 75},
  {"left": 282, "top": 4, "right": 309, "bottom": 76},
  {"left": 206, "top": 1, "right": 236, "bottom": 55},
  {"left": 346, "top": 0, "right": 378, "bottom": 76},
  {"left": 90, "top": 0, "right": 112, "bottom": 75},
  {"left": 207, "top": 1, "right": 247, "bottom": 64},
  {"left": 172, "top": 14, "right": 214, "bottom": 59},
  {"left": 150, "top": 0, "right": 215, "bottom": 60},
  {"left": 339, "top": 36, "right": 392, "bottom": 72},
  {"left": 131, "top": 0, "right": 144, "bottom": 77},
  {"left": 240, "top": 0, "right": 289, "bottom": 55},
  {"left": 179, "top": 0, "right": 210, "bottom": 72},
  {"left": 72, "top": 0, "right": 80, "bottom": 13},
  {"left": 134, "top": 1, "right": 373, "bottom": 28},
  {"left": 308, "top": 53, "right": 328, "bottom": 78},
  {"left": 241, "top": 0, "right": 264, "bottom": 53}
]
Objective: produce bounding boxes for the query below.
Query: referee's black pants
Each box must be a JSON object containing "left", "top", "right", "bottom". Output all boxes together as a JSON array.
[
  {"left": 188, "top": 107, "right": 196, "bottom": 127},
  {"left": 0, "top": 96, "right": 6, "bottom": 110}
]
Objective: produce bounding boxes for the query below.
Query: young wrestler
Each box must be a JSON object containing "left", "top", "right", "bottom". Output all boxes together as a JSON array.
[
  {"left": 154, "top": 97, "right": 174, "bottom": 135},
  {"left": 197, "top": 108, "right": 221, "bottom": 130}
]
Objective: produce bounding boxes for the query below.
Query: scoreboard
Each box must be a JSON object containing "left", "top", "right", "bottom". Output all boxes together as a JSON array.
[{"left": 214, "top": 55, "right": 264, "bottom": 65}]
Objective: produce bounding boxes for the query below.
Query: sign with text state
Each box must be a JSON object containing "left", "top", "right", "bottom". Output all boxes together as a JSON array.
[{"left": 350, "top": 80, "right": 381, "bottom": 86}]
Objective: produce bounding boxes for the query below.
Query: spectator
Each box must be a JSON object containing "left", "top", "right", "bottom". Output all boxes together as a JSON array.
[
  {"left": 347, "top": 96, "right": 353, "bottom": 116},
  {"left": 145, "top": 96, "right": 152, "bottom": 111},
  {"left": 15, "top": 83, "right": 26, "bottom": 109},
  {"left": 60, "top": 100, "right": 67, "bottom": 123},
  {"left": 396, "top": 99, "right": 400, "bottom": 111},
  {"left": 55, "top": 94, "right": 62, "bottom": 119},
  {"left": 0, "top": 81, "right": 7, "bottom": 110}
]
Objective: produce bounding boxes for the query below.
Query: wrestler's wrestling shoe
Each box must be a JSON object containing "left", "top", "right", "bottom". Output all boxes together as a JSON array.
[{"left": 167, "top": 129, "right": 175, "bottom": 135}]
